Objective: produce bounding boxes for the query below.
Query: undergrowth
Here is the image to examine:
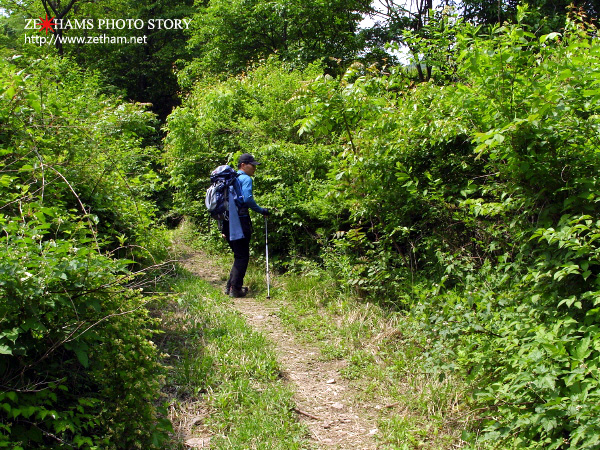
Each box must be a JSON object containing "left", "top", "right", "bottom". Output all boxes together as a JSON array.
[
  {"left": 269, "top": 270, "right": 474, "bottom": 449},
  {"left": 177, "top": 219, "right": 474, "bottom": 448}
]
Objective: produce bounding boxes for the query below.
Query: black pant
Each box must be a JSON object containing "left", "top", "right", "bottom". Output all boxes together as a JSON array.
[{"left": 224, "top": 216, "right": 252, "bottom": 290}]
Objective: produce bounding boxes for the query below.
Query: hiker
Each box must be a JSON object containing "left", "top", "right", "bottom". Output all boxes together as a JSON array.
[{"left": 222, "top": 153, "right": 269, "bottom": 298}]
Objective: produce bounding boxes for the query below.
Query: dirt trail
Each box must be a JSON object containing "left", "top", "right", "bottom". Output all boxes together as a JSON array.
[{"left": 180, "top": 249, "right": 381, "bottom": 449}]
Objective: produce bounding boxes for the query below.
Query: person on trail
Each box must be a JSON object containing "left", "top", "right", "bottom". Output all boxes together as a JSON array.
[{"left": 222, "top": 153, "right": 269, "bottom": 298}]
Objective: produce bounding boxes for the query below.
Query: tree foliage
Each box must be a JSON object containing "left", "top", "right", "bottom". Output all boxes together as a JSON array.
[
  {"left": 67, "top": 0, "right": 195, "bottom": 120},
  {"left": 1, "top": 0, "right": 194, "bottom": 120},
  {"left": 458, "top": 0, "right": 600, "bottom": 27},
  {"left": 0, "top": 55, "right": 170, "bottom": 448},
  {"left": 167, "top": 7, "right": 600, "bottom": 447},
  {"left": 179, "top": 0, "right": 370, "bottom": 83}
]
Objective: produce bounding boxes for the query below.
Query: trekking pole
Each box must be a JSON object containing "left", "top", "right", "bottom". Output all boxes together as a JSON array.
[{"left": 265, "top": 215, "right": 271, "bottom": 299}]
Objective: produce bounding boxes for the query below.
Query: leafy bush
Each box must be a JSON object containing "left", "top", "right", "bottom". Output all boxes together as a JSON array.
[
  {"left": 0, "top": 214, "right": 169, "bottom": 449},
  {"left": 294, "top": 9, "right": 600, "bottom": 448},
  {"left": 0, "top": 56, "right": 170, "bottom": 448},
  {"left": 164, "top": 58, "right": 337, "bottom": 263},
  {"left": 3, "top": 55, "right": 165, "bottom": 262}
]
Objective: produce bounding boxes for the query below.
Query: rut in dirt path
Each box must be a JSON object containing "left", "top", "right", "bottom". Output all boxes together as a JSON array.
[{"left": 181, "top": 250, "right": 381, "bottom": 450}]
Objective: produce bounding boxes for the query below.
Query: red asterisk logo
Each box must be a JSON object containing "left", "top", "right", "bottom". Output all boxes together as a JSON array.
[{"left": 38, "top": 14, "right": 55, "bottom": 34}]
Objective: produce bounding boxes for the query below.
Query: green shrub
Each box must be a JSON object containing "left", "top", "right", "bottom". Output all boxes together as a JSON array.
[
  {"left": 0, "top": 55, "right": 171, "bottom": 448},
  {"left": 294, "top": 9, "right": 600, "bottom": 447},
  {"left": 0, "top": 213, "right": 170, "bottom": 449},
  {"left": 164, "top": 58, "right": 337, "bottom": 264}
]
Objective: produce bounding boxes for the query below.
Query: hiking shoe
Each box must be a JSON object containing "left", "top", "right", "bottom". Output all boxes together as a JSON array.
[{"left": 229, "top": 287, "right": 248, "bottom": 298}]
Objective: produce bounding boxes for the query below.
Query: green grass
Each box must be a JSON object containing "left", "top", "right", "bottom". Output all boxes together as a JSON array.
[
  {"left": 261, "top": 271, "right": 473, "bottom": 449},
  {"left": 163, "top": 222, "right": 474, "bottom": 448},
  {"left": 157, "top": 270, "right": 312, "bottom": 449}
]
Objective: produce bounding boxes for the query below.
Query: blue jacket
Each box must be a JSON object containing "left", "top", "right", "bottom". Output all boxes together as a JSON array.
[
  {"left": 227, "top": 170, "right": 265, "bottom": 241},
  {"left": 236, "top": 170, "right": 266, "bottom": 216},
  {"left": 227, "top": 187, "right": 245, "bottom": 241}
]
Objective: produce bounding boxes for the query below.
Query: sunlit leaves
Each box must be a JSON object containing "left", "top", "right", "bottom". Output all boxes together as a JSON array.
[
  {"left": 0, "top": 55, "right": 168, "bottom": 448},
  {"left": 292, "top": 10, "right": 600, "bottom": 447}
]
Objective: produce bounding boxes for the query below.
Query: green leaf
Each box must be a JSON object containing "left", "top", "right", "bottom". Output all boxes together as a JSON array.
[
  {"left": 573, "top": 337, "right": 591, "bottom": 361},
  {"left": 5, "top": 86, "right": 15, "bottom": 99},
  {"left": 75, "top": 348, "right": 89, "bottom": 368},
  {"left": 583, "top": 88, "right": 600, "bottom": 97},
  {"left": 558, "top": 69, "right": 572, "bottom": 81},
  {"left": 540, "top": 32, "right": 561, "bottom": 44},
  {"left": 1, "top": 327, "right": 19, "bottom": 343},
  {"left": 0, "top": 344, "right": 12, "bottom": 355}
]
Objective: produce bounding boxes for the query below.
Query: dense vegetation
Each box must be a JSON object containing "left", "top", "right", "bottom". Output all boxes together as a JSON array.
[
  {"left": 0, "top": 54, "right": 172, "bottom": 447},
  {"left": 166, "top": 8, "right": 600, "bottom": 449},
  {"left": 1, "top": 0, "right": 599, "bottom": 448}
]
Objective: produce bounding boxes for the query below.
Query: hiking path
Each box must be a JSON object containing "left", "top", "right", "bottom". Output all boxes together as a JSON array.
[{"left": 179, "top": 247, "right": 382, "bottom": 449}]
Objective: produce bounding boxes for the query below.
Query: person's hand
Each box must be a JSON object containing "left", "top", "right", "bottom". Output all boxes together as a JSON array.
[{"left": 261, "top": 208, "right": 270, "bottom": 216}]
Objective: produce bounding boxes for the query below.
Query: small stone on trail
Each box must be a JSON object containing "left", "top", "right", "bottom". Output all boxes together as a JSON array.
[
  {"left": 331, "top": 402, "right": 344, "bottom": 410},
  {"left": 185, "top": 437, "right": 211, "bottom": 448},
  {"left": 326, "top": 378, "right": 336, "bottom": 384}
]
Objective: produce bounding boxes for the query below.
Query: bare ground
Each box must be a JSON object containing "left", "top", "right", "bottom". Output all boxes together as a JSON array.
[{"left": 178, "top": 247, "right": 382, "bottom": 449}]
